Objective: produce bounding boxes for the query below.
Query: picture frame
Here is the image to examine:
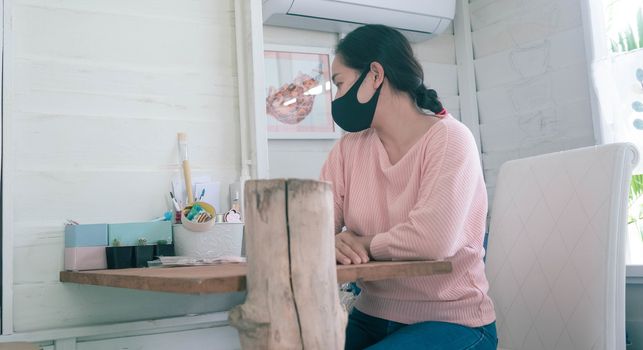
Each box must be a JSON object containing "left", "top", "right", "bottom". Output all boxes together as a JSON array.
[{"left": 264, "top": 44, "right": 342, "bottom": 139}]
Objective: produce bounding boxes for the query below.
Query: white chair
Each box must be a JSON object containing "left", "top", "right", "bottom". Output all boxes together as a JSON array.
[{"left": 486, "top": 143, "right": 639, "bottom": 350}]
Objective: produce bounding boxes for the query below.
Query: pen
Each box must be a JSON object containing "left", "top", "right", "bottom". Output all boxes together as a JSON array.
[
  {"left": 198, "top": 189, "right": 205, "bottom": 201},
  {"left": 169, "top": 192, "right": 181, "bottom": 211}
]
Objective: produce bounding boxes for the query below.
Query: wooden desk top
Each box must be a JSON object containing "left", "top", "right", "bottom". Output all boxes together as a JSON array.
[{"left": 60, "top": 260, "right": 452, "bottom": 294}]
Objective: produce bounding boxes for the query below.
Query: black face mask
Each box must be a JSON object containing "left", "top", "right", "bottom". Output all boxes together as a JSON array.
[{"left": 331, "top": 69, "right": 383, "bottom": 132}]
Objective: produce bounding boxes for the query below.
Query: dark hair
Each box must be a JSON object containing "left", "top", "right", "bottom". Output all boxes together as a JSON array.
[{"left": 335, "top": 24, "right": 443, "bottom": 114}]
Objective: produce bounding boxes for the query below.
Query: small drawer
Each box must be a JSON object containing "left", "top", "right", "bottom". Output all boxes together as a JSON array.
[
  {"left": 64, "top": 247, "right": 107, "bottom": 271},
  {"left": 64, "top": 224, "right": 108, "bottom": 248}
]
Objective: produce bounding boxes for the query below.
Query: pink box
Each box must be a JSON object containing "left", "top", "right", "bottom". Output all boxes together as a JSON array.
[{"left": 64, "top": 247, "right": 107, "bottom": 271}]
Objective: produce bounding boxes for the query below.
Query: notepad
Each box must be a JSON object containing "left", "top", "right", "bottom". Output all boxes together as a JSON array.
[
  {"left": 158, "top": 255, "right": 246, "bottom": 266},
  {"left": 172, "top": 176, "right": 220, "bottom": 209}
]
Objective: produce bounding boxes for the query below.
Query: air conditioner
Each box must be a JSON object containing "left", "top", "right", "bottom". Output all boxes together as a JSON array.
[{"left": 262, "top": 0, "right": 455, "bottom": 42}]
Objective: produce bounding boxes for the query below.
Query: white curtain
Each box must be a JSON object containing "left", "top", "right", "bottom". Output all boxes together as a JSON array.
[{"left": 582, "top": 0, "right": 643, "bottom": 174}]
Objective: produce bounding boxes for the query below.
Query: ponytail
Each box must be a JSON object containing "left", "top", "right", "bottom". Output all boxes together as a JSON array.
[{"left": 414, "top": 84, "right": 444, "bottom": 114}]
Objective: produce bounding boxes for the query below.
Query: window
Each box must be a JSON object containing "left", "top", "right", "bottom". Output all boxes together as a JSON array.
[
  {"left": 584, "top": 0, "right": 643, "bottom": 266},
  {"left": 630, "top": 175, "right": 643, "bottom": 265},
  {"left": 606, "top": 0, "right": 643, "bottom": 53},
  {"left": 605, "top": 1, "right": 643, "bottom": 266}
]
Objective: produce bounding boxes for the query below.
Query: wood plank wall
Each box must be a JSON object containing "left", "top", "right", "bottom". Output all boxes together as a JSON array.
[
  {"left": 4, "top": 0, "right": 245, "bottom": 332},
  {"left": 469, "top": 0, "right": 596, "bottom": 204}
]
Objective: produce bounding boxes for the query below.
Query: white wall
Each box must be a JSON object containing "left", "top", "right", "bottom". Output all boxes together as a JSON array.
[
  {"left": 469, "top": 0, "right": 597, "bottom": 204},
  {"left": 3, "top": 0, "right": 244, "bottom": 333}
]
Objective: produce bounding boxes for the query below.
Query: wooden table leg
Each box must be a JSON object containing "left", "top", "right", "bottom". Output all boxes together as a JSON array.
[{"left": 229, "top": 179, "right": 346, "bottom": 349}]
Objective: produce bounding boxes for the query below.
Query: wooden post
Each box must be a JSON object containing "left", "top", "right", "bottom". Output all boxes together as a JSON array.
[{"left": 229, "top": 179, "right": 346, "bottom": 349}]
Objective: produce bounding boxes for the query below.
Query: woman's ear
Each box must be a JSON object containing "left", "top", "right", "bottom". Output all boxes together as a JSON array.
[{"left": 369, "top": 62, "right": 385, "bottom": 88}]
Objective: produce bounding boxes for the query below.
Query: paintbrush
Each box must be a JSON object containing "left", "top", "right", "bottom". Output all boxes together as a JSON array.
[{"left": 178, "top": 132, "right": 194, "bottom": 205}]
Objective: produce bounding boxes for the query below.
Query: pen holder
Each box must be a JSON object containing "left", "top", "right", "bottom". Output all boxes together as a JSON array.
[
  {"left": 174, "top": 223, "right": 244, "bottom": 258},
  {"left": 181, "top": 201, "right": 216, "bottom": 232}
]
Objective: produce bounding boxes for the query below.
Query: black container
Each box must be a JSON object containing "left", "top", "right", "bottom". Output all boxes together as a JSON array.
[
  {"left": 154, "top": 243, "right": 175, "bottom": 258},
  {"left": 133, "top": 245, "right": 155, "bottom": 268},
  {"left": 106, "top": 246, "right": 134, "bottom": 269}
]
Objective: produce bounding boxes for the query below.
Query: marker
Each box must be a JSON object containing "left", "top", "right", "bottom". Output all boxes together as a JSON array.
[
  {"left": 151, "top": 211, "right": 173, "bottom": 222},
  {"left": 169, "top": 192, "right": 181, "bottom": 211},
  {"left": 65, "top": 219, "right": 79, "bottom": 226}
]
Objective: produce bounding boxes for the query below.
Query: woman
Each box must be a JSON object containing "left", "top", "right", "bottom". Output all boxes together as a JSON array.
[{"left": 320, "top": 25, "right": 497, "bottom": 349}]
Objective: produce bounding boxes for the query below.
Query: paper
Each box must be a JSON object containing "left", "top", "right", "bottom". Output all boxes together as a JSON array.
[
  {"left": 172, "top": 175, "right": 211, "bottom": 206},
  {"left": 195, "top": 182, "right": 221, "bottom": 212},
  {"left": 158, "top": 255, "right": 246, "bottom": 266}
]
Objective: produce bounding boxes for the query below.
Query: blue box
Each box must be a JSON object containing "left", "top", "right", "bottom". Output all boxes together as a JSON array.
[
  {"left": 64, "top": 224, "right": 109, "bottom": 248},
  {"left": 108, "top": 221, "right": 172, "bottom": 246}
]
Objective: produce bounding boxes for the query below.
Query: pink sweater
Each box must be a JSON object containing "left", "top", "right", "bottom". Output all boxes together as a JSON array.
[{"left": 320, "top": 116, "right": 496, "bottom": 327}]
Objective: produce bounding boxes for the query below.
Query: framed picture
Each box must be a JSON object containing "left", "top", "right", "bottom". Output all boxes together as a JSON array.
[{"left": 264, "top": 44, "right": 342, "bottom": 139}]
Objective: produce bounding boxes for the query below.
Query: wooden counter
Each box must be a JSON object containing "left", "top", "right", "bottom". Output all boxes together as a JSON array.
[{"left": 60, "top": 260, "right": 452, "bottom": 294}]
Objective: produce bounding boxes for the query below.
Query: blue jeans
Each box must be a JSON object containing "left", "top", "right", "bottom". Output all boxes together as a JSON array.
[{"left": 345, "top": 308, "right": 498, "bottom": 350}]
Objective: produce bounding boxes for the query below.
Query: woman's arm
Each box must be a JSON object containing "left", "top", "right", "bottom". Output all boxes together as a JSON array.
[
  {"left": 321, "top": 138, "right": 372, "bottom": 265},
  {"left": 320, "top": 140, "right": 347, "bottom": 235}
]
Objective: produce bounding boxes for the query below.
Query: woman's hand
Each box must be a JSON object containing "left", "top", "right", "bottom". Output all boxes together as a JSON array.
[{"left": 335, "top": 231, "right": 374, "bottom": 265}]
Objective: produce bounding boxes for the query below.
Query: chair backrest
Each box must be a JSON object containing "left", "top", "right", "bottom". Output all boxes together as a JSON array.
[{"left": 486, "top": 143, "right": 639, "bottom": 350}]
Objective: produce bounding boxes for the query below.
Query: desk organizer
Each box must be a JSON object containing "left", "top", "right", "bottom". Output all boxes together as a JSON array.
[
  {"left": 108, "top": 221, "right": 172, "bottom": 246},
  {"left": 65, "top": 247, "right": 107, "bottom": 271},
  {"left": 174, "top": 223, "right": 243, "bottom": 259},
  {"left": 65, "top": 224, "right": 108, "bottom": 247},
  {"left": 64, "top": 224, "right": 109, "bottom": 271}
]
